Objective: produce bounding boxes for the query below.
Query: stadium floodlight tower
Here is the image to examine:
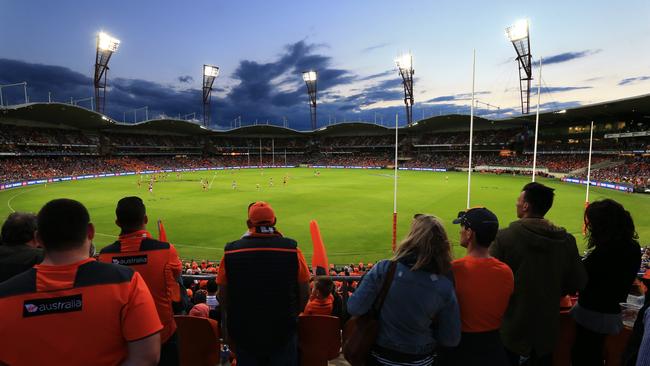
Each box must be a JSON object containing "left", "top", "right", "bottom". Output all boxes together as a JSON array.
[
  {"left": 202, "top": 64, "right": 220, "bottom": 127},
  {"left": 506, "top": 19, "right": 533, "bottom": 115},
  {"left": 302, "top": 70, "right": 318, "bottom": 130},
  {"left": 395, "top": 53, "right": 414, "bottom": 126},
  {"left": 94, "top": 32, "right": 120, "bottom": 115}
]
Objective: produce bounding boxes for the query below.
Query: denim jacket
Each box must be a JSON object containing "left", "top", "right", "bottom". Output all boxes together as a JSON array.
[{"left": 347, "top": 259, "right": 461, "bottom": 355}]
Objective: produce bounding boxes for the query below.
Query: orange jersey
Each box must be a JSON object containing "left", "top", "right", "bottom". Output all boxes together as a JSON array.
[
  {"left": 303, "top": 294, "right": 334, "bottom": 316},
  {"left": 98, "top": 230, "right": 182, "bottom": 343},
  {"left": 451, "top": 256, "right": 514, "bottom": 332},
  {"left": 0, "top": 258, "right": 162, "bottom": 366}
]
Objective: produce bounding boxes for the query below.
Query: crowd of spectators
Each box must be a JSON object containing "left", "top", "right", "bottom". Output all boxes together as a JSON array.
[
  {"left": 4, "top": 152, "right": 650, "bottom": 188},
  {"left": 578, "top": 156, "right": 650, "bottom": 187},
  {"left": 2, "top": 180, "right": 650, "bottom": 365}
]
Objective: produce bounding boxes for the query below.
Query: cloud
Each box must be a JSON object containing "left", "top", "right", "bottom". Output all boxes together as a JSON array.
[
  {"left": 543, "top": 49, "right": 601, "bottom": 65},
  {"left": 362, "top": 43, "right": 390, "bottom": 53},
  {"left": 618, "top": 76, "right": 650, "bottom": 86},
  {"left": 425, "top": 91, "right": 491, "bottom": 103},
  {"left": 0, "top": 41, "right": 431, "bottom": 129},
  {"left": 177, "top": 75, "right": 193, "bottom": 83},
  {"left": 534, "top": 86, "right": 592, "bottom": 94},
  {"left": 358, "top": 70, "right": 394, "bottom": 81}
]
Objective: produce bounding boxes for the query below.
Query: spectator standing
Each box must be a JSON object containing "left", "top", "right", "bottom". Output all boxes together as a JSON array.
[
  {"left": 441, "top": 207, "right": 513, "bottom": 365},
  {"left": 571, "top": 199, "right": 641, "bottom": 365},
  {"left": 0, "top": 212, "right": 43, "bottom": 282},
  {"left": 347, "top": 214, "right": 461, "bottom": 366},
  {"left": 0, "top": 199, "right": 162, "bottom": 366},
  {"left": 490, "top": 182, "right": 587, "bottom": 365},
  {"left": 98, "top": 196, "right": 183, "bottom": 366},
  {"left": 206, "top": 278, "right": 219, "bottom": 310},
  {"left": 217, "top": 201, "right": 310, "bottom": 366}
]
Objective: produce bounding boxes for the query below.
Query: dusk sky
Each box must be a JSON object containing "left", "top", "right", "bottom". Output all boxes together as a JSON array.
[{"left": 1, "top": 0, "right": 649, "bottom": 130}]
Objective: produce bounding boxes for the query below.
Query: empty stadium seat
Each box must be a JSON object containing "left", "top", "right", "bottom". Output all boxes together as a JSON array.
[
  {"left": 174, "top": 315, "right": 221, "bottom": 366},
  {"left": 298, "top": 314, "right": 342, "bottom": 366}
]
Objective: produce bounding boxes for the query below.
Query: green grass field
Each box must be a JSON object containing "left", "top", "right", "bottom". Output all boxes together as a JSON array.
[{"left": 1, "top": 168, "right": 648, "bottom": 264}]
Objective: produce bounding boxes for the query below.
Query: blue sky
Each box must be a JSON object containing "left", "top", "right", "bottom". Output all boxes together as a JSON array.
[{"left": 1, "top": 0, "right": 649, "bottom": 129}]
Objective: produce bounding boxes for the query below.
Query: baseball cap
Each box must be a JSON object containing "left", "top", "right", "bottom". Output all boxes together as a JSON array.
[
  {"left": 248, "top": 201, "right": 276, "bottom": 226},
  {"left": 453, "top": 207, "right": 499, "bottom": 245}
]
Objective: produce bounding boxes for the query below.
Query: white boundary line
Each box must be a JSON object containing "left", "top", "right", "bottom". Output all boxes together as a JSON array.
[{"left": 6, "top": 187, "right": 38, "bottom": 213}]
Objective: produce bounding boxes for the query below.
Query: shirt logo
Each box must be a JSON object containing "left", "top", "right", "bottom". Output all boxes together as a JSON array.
[
  {"left": 111, "top": 255, "right": 148, "bottom": 266},
  {"left": 23, "top": 294, "right": 83, "bottom": 317}
]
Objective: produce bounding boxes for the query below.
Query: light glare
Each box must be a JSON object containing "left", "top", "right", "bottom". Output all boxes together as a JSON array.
[
  {"left": 204, "top": 65, "right": 220, "bottom": 77},
  {"left": 395, "top": 53, "right": 413, "bottom": 71},
  {"left": 302, "top": 70, "right": 317, "bottom": 82},
  {"left": 506, "top": 19, "right": 529, "bottom": 41},
  {"left": 98, "top": 32, "right": 120, "bottom": 52}
]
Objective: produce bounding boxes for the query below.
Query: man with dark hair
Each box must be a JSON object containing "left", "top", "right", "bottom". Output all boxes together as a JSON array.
[
  {"left": 443, "top": 207, "right": 513, "bottom": 365},
  {"left": 490, "top": 183, "right": 587, "bottom": 365},
  {"left": 0, "top": 212, "right": 43, "bottom": 282},
  {"left": 217, "top": 201, "right": 310, "bottom": 366},
  {"left": 98, "top": 196, "right": 183, "bottom": 366},
  {"left": 0, "top": 199, "right": 162, "bottom": 365}
]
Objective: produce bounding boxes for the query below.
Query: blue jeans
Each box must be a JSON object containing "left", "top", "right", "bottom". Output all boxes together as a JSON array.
[{"left": 235, "top": 333, "right": 297, "bottom": 366}]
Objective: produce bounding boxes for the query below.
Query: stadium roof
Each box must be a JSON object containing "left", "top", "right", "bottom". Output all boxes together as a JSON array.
[
  {"left": 504, "top": 92, "right": 650, "bottom": 125},
  {"left": 1, "top": 93, "right": 649, "bottom": 136}
]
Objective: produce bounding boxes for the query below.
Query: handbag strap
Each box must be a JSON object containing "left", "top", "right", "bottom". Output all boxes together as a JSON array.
[{"left": 371, "top": 261, "right": 398, "bottom": 315}]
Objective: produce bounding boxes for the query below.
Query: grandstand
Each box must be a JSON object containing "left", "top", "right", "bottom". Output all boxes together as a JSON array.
[{"left": 1, "top": 93, "right": 649, "bottom": 191}]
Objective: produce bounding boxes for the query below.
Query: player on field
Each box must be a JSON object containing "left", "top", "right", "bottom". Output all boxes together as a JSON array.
[
  {"left": 232, "top": 180, "right": 237, "bottom": 190},
  {"left": 283, "top": 175, "right": 288, "bottom": 186},
  {"left": 256, "top": 183, "right": 261, "bottom": 191},
  {"left": 148, "top": 182, "right": 153, "bottom": 194},
  {"left": 269, "top": 177, "right": 274, "bottom": 187}
]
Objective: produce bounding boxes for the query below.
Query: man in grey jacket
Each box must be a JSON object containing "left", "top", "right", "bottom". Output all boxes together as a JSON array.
[{"left": 490, "top": 182, "right": 587, "bottom": 366}]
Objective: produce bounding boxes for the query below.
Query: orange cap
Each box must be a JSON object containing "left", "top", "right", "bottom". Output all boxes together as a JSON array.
[{"left": 248, "top": 201, "right": 276, "bottom": 226}]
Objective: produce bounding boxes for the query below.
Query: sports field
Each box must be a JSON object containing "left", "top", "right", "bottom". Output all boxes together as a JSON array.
[{"left": 1, "top": 168, "right": 648, "bottom": 263}]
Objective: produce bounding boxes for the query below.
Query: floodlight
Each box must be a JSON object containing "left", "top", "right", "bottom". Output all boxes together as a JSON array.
[
  {"left": 302, "top": 71, "right": 317, "bottom": 82},
  {"left": 505, "top": 19, "right": 533, "bottom": 114},
  {"left": 302, "top": 71, "right": 318, "bottom": 129},
  {"left": 203, "top": 64, "right": 220, "bottom": 127},
  {"left": 204, "top": 65, "right": 220, "bottom": 78},
  {"left": 395, "top": 53, "right": 413, "bottom": 71},
  {"left": 97, "top": 32, "right": 120, "bottom": 52},
  {"left": 395, "top": 53, "right": 415, "bottom": 125},
  {"left": 506, "top": 19, "right": 529, "bottom": 42},
  {"left": 94, "top": 31, "right": 120, "bottom": 114}
]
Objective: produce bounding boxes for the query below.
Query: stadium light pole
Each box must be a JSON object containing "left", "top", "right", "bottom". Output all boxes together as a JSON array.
[
  {"left": 94, "top": 32, "right": 120, "bottom": 115},
  {"left": 395, "top": 53, "right": 414, "bottom": 126},
  {"left": 203, "top": 64, "right": 220, "bottom": 127},
  {"left": 506, "top": 19, "right": 533, "bottom": 115},
  {"left": 302, "top": 71, "right": 318, "bottom": 130}
]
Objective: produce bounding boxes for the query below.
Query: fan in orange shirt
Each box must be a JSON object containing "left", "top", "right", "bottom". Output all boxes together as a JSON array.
[
  {"left": 442, "top": 207, "right": 513, "bottom": 366},
  {"left": 303, "top": 278, "right": 335, "bottom": 316}
]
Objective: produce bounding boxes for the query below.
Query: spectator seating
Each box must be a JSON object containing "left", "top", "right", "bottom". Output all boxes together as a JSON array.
[
  {"left": 174, "top": 315, "right": 221, "bottom": 366},
  {"left": 298, "top": 315, "right": 342, "bottom": 366}
]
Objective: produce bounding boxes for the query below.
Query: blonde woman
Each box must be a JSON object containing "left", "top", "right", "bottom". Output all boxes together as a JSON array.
[{"left": 347, "top": 214, "right": 461, "bottom": 366}]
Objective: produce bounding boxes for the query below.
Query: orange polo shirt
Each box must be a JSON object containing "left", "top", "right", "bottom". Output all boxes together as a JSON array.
[
  {"left": 0, "top": 258, "right": 162, "bottom": 366},
  {"left": 98, "top": 230, "right": 182, "bottom": 343},
  {"left": 451, "top": 256, "right": 514, "bottom": 332}
]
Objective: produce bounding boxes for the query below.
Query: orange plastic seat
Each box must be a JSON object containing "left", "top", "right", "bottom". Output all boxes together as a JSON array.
[
  {"left": 174, "top": 315, "right": 221, "bottom": 366},
  {"left": 298, "top": 314, "right": 342, "bottom": 366}
]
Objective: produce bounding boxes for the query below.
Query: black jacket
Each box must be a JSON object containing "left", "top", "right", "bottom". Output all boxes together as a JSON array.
[
  {"left": 579, "top": 240, "right": 641, "bottom": 314},
  {"left": 0, "top": 245, "right": 43, "bottom": 283}
]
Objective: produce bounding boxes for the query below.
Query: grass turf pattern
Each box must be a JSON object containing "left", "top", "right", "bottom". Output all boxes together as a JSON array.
[{"left": 1, "top": 168, "right": 648, "bottom": 263}]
